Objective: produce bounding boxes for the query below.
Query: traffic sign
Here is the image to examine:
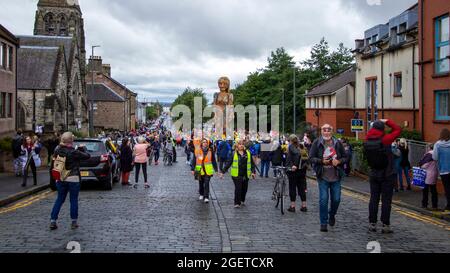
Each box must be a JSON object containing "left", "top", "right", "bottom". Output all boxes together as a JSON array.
[{"left": 351, "top": 119, "right": 364, "bottom": 132}]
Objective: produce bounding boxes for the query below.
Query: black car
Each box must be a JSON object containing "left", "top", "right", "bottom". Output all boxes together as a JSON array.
[{"left": 50, "top": 139, "right": 120, "bottom": 191}]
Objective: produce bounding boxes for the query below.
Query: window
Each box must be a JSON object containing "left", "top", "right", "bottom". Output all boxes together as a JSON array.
[
  {"left": 436, "top": 90, "right": 450, "bottom": 121},
  {"left": 0, "top": 43, "right": 3, "bottom": 68},
  {"left": 1, "top": 43, "right": 6, "bottom": 69},
  {"left": 366, "top": 78, "right": 378, "bottom": 124},
  {"left": 398, "top": 23, "right": 407, "bottom": 43},
  {"left": 328, "top": 96, "right": 332, "bottom": 108},
  {"left": 7, "top": 46, "right": 13, "bottom": 70},
  {"left": 390, "top": 27, "right": 398, "bottom": 45},
  {"left": 435, "top": 15, "right": 449, "bottom": 74},
  {"left": 5, "top": 93, "right": 11, "bottom": 118},
  {"left": 394, "top": 73, "right": 402, "bottom": 96},
  {"left": 0, "top": 93, "right": 4, "bottom": 118}
]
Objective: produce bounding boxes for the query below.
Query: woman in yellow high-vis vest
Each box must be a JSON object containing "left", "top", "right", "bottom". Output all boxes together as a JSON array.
[
  {"left": 221, "top": 140, "right": 256, "bottom": 208},
  {"left": 191, "top": 138, "right": 218, "bottom": 204}
]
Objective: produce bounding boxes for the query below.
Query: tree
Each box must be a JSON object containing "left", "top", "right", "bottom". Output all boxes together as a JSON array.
[
  {"left": 171, "top": 87, "right": 208, "bottom": 128},
  {"left": 233, "top": 38, "right": 355, "bottom": 134}
]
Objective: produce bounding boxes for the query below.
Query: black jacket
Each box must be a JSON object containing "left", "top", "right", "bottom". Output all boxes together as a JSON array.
[
  {"left": 222, "top": 150, "right": 256, "bottom": 178},
  {"left": 12, "top": 134, "right": 23, "bottom": 158},
  {"left": 309, "top": 137, "right": 348, "bottom": 180},
  {"left": 120, "top": 144, "right": 133, "bottom": 173},
  {"left": 54, "top": 145, "right": 91, "bottom": 178},
  {"left": 271, "top": 146, "right": 283, "bottom": 166},
  {"left": 286, "top": 144, "right": 308, "bottom": 175}
]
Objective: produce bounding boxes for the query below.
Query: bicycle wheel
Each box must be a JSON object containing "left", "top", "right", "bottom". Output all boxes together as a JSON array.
[
  {"left": 273, "top": 180, "right": 280, "bottom": 208},
  {"left": 280, "top": 180, "right": 286, "bottom": 215}
]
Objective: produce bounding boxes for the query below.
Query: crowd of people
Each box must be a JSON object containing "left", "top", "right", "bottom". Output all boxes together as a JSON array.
[{"left": 8, "top": 115, "right": 450, "bottom": 233}]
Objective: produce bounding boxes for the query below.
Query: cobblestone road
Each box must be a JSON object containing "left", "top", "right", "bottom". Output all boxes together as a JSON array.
[{"left": 0, "top": 150, "right": 449, "bottom": 253}]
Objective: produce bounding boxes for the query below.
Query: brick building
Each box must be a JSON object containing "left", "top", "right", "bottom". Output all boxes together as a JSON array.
[
  {"left": 16, "top": 0, "right": 89, "bottom": 133},
  {"left": 418, "top": 0, "right": 450, "bottom": 143},
  {"left": 353, "top": 4, "right": 420, "bottom": 138},
  {"left": 86, "top": 56, "right": 137, "bottom": 132},
  {"left": 305, "top": 67, "right": 356, "bottom": 137},
  {"left": 0, "top": 24, "right": 19, "bottom": 138}
]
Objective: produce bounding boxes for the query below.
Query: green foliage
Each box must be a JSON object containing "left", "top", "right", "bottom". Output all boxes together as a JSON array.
[
  {"left": 146, "top": 101, "right": 163, "bottom": 120},
  {"left": 233, "top": 38, "right": 355, "bottom": 134},
  {"left": 70, "top": 130, "right": 86, "bottom": 138},
  {"left": 171, "top": 87, "right": 208, "bottom": 128},
  {"left": 400, "top": 129, "right": 423, "bottom": 141},
  {"left": 0, "top": 137, "right": 13, "bottom": 152}
]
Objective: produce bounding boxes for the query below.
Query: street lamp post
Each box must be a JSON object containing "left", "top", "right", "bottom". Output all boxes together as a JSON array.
[
  {"left": 89, "top": 45, "right": 100, "bottom": 137},
  {"left": 293, "top": 67, "right": 296, "bottom": 135},
  {"left": 281, "top": 88, "right": 285, "bottom": 135}
]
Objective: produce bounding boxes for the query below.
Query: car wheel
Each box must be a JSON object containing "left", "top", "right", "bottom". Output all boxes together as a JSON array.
[{"left": 104, "top": 174, "right": 113, "bottom": 190}]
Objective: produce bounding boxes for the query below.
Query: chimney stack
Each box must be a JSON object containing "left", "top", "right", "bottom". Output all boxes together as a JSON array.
[
  {"left": 102, "top": 64, "right": 111, "bottom": 77},
  {"left": 88, "top": 56, "right": 103, "bottom": 72}
]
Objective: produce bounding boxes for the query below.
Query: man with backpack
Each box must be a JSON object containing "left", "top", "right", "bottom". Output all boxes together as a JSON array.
[{"left": 364, "top": 119, "right": 401, "bottom": 234}]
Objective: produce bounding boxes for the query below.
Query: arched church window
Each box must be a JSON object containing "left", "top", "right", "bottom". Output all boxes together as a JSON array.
[
  {"left": 44, "top": 13, "right": 55, "bottom": 33},
  {"left": 59, "top": 14, "right": 68, "bottom": 35}
]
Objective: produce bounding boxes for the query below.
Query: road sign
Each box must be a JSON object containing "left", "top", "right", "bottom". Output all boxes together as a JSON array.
[
  {"left": 351, "top": 119, "right": 364, "bottom": 132},
  {"left": 337, "top": 128, "right": 345, "bottom": 135}
]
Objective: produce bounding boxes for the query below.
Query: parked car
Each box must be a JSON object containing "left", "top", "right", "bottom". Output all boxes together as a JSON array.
[{"left": 50, "top": 138, "right": 120, "bottom": 191}]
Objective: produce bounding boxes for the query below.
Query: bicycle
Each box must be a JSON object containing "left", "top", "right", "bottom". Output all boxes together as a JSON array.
[
  {"left": 271, "top": 166, "right": 290, "bottom": 215},
  {"left": 163, "top": 148, "right": 173, "bottom": 166}
]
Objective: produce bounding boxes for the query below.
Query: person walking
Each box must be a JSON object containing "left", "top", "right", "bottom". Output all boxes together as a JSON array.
[
  {"left": 12, "top": 129, "right": 23, "bottom": 177},
  {"left": 391, "top": 139, "right": 402, "bottom": 192},
  {"left": 364, "top": 119, "right": 401, "bottom": 234},
  {"left": 433, "top": 128, "right": 450, "bottom": 212},
  {"left": 309, "top": 124, "right": 349, "bottom": 232},
  {"left": 259, "top": 139, "right": 272, "bottom": 178},
  {"left": 341, "top": 138, "right": 352, "bottom": 177},
  {"left": 152, "top": 136, "right": 161, "bottom": 165},
  {"left": 21, "top": 135, "right": 42, "bottom": 187},
  {"left": 191, "top": 138, "right": 218, "bottom": 204},
  {"left": 120, "top": 137, "right": 133, "bottom": 186},
  {"left": 133, "top": 137, "right": 150, "bottom": 189},
  {"left": 398, "top": 138, "right": 412, "bottom": 191},
  {"left": 271, "top": 140, "right": 284, "bottom": 178},
  {"left": 50, "top": 132, "right": 91, "bottom": 230},
  {"left": 286, "top": 135, "right": 309, "bottom": 213},
  {"left": 221, "top": 140, "right": 256, "bottom": 208},
  {"left": 419, "top": 144, "right": 439, "bottom": 210},
  {"left": 217, "top": 139, "right": 231, "bottom": 173}
]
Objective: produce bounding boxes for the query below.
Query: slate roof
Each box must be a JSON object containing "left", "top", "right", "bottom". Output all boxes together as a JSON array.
[
  {"left": 305, "top": 67, "right": 355, "bottom": 97},
  {"left": 17, "top": 46, "right": 62, "bottom": 90},
  {"left": 87, "top": 83, "right": 125, "bottom": 102},
  {"left": 18, "top": 35, "right": 74, "bottom": 67}
]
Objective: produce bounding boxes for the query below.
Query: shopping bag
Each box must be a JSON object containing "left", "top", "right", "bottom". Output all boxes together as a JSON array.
[{"left": 412, "top": 167, "right": 426, "bottom": 188}]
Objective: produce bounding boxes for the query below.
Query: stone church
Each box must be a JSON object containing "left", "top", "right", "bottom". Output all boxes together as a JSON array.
[{"left": 16, "top": 0, "right": 88, "bottom": 133}]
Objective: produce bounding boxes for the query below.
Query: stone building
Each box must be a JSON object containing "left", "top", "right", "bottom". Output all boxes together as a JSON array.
[
  {"left": 0, "top": 24, "right": 19, "bottom": 138},
  {"left": 16, "top": 0, "right": 88, "bottom": 133},
  {"left": 86, "top": 56, "right": 138, "bottom": 132}
]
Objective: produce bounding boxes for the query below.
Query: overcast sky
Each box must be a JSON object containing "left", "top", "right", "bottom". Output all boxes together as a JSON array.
[{"left": 1, "top": 0, "right": 417, "bottom": 103}]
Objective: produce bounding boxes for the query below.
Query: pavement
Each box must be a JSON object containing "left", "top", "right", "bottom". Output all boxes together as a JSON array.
[
  {"left": 306, "top": 171, "right": 450, "bottom": 222},
  {"left": 0, "top": 149, "right": 449, "bottom": 253},
  {"left": 0, "top": 170, "right": 50, "bottom": 207}
]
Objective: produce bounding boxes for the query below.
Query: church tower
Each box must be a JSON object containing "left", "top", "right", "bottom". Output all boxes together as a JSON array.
[{"left": 33, "top": 0, "right": 86, "bottom": 71}]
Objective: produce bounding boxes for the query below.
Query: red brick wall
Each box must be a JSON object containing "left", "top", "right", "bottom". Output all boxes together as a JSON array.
[
  {"left": 419, "top": 0, "right": 450, "bottom": 143},
  {"left": 306, "top": 109, "right": 355, "bottom": 137}
]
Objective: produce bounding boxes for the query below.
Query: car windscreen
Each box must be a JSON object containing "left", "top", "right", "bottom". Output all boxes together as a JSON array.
[{"left": 74, "top": 141, "right": 107, "bottom": 154}]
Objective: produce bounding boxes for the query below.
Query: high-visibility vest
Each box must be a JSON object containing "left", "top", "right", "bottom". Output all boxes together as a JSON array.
[
  {"left": 231, "top": 150, "right": 252, "bottom": 178},
  {"left": 195, "top": 149, "right": 215, "bottom": 176}
]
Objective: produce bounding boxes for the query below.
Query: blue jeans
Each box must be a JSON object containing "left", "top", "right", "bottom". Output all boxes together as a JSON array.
[
  {"left": 318, "top": 179, "right": 341, "bottom": 225},
  {"left": 50, "top": 182, "right": 80, "bottom": 221},
  {"left": 398, "top": 166, "right": 411, "bottom": 189},
  {"left": 260, "top": 160, "right": 271, "bottom": 177}
]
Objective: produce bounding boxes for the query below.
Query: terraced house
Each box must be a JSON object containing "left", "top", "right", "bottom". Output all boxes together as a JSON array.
[
  {"left": 353, "top": 3, "right": 420, "bottom": 139},
  {"left": 0, "top": 24, "right": 19, "bottom": 138}
]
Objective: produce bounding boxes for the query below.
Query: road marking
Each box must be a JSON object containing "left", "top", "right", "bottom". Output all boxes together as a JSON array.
[
  {"left": 0, "top": 190, "right": 54, "bottom": 215},
  {"left": 340, "top": 188, "right": 450, "bottom": 231}
]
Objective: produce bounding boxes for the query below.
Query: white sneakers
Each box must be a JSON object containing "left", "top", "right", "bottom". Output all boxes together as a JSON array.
[
  {"left": 204, "top": 198, "right": 210, "bottom": 203},
  {"left": 199, "top": 195, "right": 204, "bottom": 201}
]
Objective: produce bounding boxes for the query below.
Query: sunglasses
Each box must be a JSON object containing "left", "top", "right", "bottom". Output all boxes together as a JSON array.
[{"left": 322, "top": 127, "right": 333, "bottom": 131}]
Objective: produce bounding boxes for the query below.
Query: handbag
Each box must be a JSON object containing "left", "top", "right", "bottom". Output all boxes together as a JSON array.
[{"left": 412, "top": 167, "right": 427, "bottom": 188}]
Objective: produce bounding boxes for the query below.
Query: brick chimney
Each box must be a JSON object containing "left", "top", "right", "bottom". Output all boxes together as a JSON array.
[
  {"left": 102, "top": 64, "right": 111, "bottom": 77},
  {"left": 88, "top": 56, "right": 103, "bottom": 72}
]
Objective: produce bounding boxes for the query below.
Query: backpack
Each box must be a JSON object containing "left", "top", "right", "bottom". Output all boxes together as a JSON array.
[
  {"left": 51, "top": 153, "right": 71, "bottom": 181},
  {"left": 363, "top": 138, "right": 389, "bottom": 170}
]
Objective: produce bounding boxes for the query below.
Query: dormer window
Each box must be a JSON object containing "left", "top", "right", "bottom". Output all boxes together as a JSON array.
[
  {"left": 390, "top": 27, "right": 398, "bottom": 45},
  {"left": 398, "top": 23, "right": 407, "bottom": 43}
]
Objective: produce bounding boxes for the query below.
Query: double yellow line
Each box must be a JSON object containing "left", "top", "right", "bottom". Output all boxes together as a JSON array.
[
  {"left": 341, "top": 188, "right": 450, "bottom": 231},
  {"left": 0, "top": 190, "right": 55, "bottom": 215}
]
